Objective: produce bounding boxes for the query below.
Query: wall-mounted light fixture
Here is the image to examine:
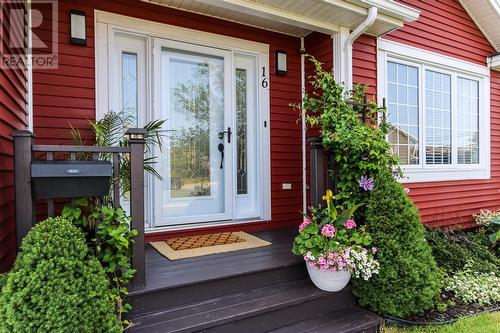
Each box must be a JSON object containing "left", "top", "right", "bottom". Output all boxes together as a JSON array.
[
  {"left": 275, "top": 50, "right": 287, "bottom": 76},
  {"left": 70, "top": 10, "right": 86, "bottom": 45}
]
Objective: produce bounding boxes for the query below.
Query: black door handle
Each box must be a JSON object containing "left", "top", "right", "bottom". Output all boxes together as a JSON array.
[
  {"left": 218, "top": 143, "right": 224, "bottom": 169},
  {"left": 218, "top": 127, "right": 232, "bottom": 143}
]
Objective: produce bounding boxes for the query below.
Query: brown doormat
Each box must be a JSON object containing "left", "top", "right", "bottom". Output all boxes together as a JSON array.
[{"left": 150, "top": 232, "right": 271, "bottom": 260}]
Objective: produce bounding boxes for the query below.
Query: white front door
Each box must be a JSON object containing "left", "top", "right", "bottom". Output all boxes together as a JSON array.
[{"left": 154, "top": 39, "right": 233, "bottom": 225}]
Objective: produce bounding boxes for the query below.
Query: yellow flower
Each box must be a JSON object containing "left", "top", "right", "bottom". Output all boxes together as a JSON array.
[{"left": 322, "top": 190, "right": 334, "bottom": 202}]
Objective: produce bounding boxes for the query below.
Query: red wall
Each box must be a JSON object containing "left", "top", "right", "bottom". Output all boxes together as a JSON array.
[
  {"left": 32, "top": 0, "right": 303, "bottom": 231},
  {"left": 352, "top": 0, "right": 499, "bottom": 227},
  {"left": 0, "top": 3, "right": 28, "bottom": 272}
]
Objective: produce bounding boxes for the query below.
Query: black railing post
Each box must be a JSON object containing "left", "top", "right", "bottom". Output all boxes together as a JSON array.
[
  {"left": 126, "top": 128, "right": 146, "bottom": 289},
  {"left": 309, "top": 136, "right": 324, "bottom": 207},
  {"left": 12, "top": 130, "right": 35, "bottom": 250}
]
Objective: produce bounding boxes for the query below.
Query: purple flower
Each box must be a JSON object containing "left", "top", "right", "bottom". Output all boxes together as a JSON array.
[{"left": 358, "top": 175, "right": 374, "bottom": 191}]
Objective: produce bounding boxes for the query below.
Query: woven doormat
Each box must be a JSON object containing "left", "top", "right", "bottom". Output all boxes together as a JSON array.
[{"left": 150, "top": 232, "right": 271, "bottom": 260}]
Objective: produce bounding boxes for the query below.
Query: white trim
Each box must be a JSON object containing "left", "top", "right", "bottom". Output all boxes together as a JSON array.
[
  {"left": 300, "top": 37, "right": 306, "bottom": 214},
  {"left": 27, "top": 0, "right": 33, "bottom": 131},
  {"left": 332, "top": 27, "right": 350, "bottom": 85},
  {"left": 95, "top": 11, "right": 271, "bottom": 227},
  {"left": 377, "top": 38, "right": 491, "bottom": 183},
  {"left": 488, "top": 53, "right": 500, "bottom": 71},
  {"left": 95, "top": 11, "right": 268, "bottom": 54},
  {"left": 145, "top": 218, "right": 268, "bottom": 234},
  {"left": 378, "top": 39, "right": 490, "bottom": 77}
]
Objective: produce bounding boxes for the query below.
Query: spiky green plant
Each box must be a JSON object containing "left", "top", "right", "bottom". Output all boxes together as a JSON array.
[{"left": 71, "top": 111, "right": 167, "bottom": 196}]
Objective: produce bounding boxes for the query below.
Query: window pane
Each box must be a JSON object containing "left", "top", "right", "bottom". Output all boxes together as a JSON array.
[
  {"left": 425, "top": 70, "right": 451, "bottom": 165},
  {"left": 122, "top": 52, "right": 138, "bottom": 125},
  {"left": 236, "top": 68, "right": 248, "bottom": 194},
  {"left": 387, "top": 62, "right": 419, "bottom": 165},
  {"left": 457, "top": 77, "right": 479, "bottom": 164}
]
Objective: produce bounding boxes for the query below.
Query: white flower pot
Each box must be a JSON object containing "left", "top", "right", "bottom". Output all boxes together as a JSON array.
[{"left": 306, "top": 264, "right": 351, "bottom": 292}]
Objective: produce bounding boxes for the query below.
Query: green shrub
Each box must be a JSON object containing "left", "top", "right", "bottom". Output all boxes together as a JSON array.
[
  {"left": 425, "top": 228, "right": 500, "bottom": 275},
  {"left": 0, "top": 217, "right": 121, "bottom": 333},
  {"left": 352, "top": 171, "right": 442, "bottom": 318}
]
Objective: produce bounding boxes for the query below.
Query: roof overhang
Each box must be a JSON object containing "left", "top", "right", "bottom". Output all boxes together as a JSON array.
[
  {"left": 144, "top": 0, "right": 420, "bottom": 37},
  {"left": 460, "top": 0, "right": 500, "bottom": 52}
]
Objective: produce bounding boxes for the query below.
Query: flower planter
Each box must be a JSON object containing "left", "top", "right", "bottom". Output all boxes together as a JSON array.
[{"left": 306, "top": 264, "right": 351, "bottom": 292}]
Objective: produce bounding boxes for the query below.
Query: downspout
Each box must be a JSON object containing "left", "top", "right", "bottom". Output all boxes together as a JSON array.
[
  {"left": 300, "top": 37, "right": 306, "bottom": 214},
  {"left": 345, "top": 6, "right": 378, "bottom": 89}
]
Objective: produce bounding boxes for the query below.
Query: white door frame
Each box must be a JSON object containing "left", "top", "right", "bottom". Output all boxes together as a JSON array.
[{"left": 95, "top": 11, "right": 272, "bottom": 230}]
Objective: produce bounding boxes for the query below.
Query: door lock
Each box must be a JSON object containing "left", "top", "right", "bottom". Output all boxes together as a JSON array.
[{"left": 218, "top": 127, "right": 232, "bottom": 143}]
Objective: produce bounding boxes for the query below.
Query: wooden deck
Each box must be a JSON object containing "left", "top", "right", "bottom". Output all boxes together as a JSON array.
[
  {"left": 127, "top": 228, "right": 382, "bottom": 332},
  {"left": 139, "top": 228, "right": 301, "bottom": 292}
]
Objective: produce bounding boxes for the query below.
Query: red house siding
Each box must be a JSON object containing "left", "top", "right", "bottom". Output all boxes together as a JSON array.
[
  {"left": 32, "top": 0, "right": 303, "bottom": 231},
  {"left": 0, "top": 3, "right": 28, "bottom": 272},
  {"left": 379, "top": 0, "right": 498, "bottom": 227}
]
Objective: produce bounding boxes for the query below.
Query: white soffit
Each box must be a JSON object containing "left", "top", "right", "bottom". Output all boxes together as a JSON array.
[
  {"left": 460, "top": 0, "right": 500, "bottom": 52},
  {"left": 144, "top": 0, "right": 420, "bottom": 37}
]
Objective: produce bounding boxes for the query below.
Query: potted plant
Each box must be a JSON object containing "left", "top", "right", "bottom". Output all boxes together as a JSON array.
[{"left": 292, "top": 190, "right": 380, "bottom": 292}]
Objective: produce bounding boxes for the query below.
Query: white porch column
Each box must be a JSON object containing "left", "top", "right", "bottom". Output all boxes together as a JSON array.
[{"left": 332, "top": 27, "right": 350, "bottom": 88}]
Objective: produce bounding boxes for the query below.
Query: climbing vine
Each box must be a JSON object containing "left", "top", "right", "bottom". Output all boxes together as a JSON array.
[{"left": 300, "top": 56, "right": 400, "bottom": 211}]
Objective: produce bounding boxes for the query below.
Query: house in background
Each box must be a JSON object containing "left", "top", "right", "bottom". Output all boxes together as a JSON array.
[{"left": 1, "top": 0, "right": 500, "bottom": 331}]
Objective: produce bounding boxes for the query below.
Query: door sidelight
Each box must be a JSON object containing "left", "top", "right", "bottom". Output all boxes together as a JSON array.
[{"left": 218, "top": 127, "right": 232, "bottom": 143}]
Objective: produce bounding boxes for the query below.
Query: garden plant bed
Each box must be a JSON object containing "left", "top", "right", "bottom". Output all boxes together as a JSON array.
[
  {"left": 385, "top": 299, "right": 500, "bottom": 326},
  {"left": 383, "top": 311, "right": 500, "bottom": 333}
]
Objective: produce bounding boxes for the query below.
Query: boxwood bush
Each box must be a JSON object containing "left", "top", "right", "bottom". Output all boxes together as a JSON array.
[
  {"left": 0, "top": 217, "right": 121, "bottom": 333},
  {"left": 352, "top": 171, "right": 442, "bottom": 318}
]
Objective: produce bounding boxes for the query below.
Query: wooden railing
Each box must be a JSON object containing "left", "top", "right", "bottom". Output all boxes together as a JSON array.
[{"left": 12, "top": 128, "right": 146, "bottom": 288}]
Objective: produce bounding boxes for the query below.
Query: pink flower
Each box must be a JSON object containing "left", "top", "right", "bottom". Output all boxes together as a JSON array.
[
  {"left": 404, "top": 188, "right": 410, "bottom": 194},
  {"left": 321, "top": 224, "right": 336, "bottom": 237},
  {"left": 344, "top": 219, "right": 357, "bottom": 229},
  {"left": 371, "top": 247, "right": 378, "bottom": 255},
  {"left": 299, "top": 218, "right": 312, "bottom": 232}
]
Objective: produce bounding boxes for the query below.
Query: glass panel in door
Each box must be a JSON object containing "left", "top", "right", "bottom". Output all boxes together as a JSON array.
[{"left": 156, "top": 42, "right": 232, "bottom": 225}]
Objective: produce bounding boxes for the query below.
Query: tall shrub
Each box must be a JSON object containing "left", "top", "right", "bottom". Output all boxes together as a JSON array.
[
  {"left": 351, "top": 171, "right": 442, "bottom": 317},
  {"left": 0, "top": 217, "right": 121, "bottom": 333}
]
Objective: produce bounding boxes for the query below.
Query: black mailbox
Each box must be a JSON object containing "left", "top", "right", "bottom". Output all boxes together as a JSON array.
[{"left": 31, "top": 160, "right": 113, "bottom": 199}]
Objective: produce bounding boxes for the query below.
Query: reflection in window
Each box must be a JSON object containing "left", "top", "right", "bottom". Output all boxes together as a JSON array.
[
  {"left": 122, "top": 52, "right": 138, "bottom": 125},
  {"left": 457, "top": 78, "right": 479, "bottom": 164},
  {"left": 168, "top": 55, "right": 224, "bottom": 198},
  {"left": 387, "top": 62, "right": 419, "bottom": 165},
  {"left": 236, "top": 68, "right": 248, "bottom": 195},
  {"left": 425, "top": 70, "right": 451, "bottom": 165}
]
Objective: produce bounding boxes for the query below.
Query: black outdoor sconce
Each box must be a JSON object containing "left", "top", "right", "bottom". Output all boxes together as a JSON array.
[
  {"left": 275, "top": 50, "right": 287, "bottom": 76},
  {"left": 70, "top": 9, "right": 86, "bottom": 45}
]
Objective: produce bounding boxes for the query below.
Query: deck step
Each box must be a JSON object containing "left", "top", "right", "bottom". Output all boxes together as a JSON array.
[
  {"left": 129, "top": 279, "right": 356, "bottom": 333},
  {"left": 128, "top": 253, "right": 306, "bottom": 317},
  {"left": 269, "top": 307, "right": 383, "bottom": 333}
]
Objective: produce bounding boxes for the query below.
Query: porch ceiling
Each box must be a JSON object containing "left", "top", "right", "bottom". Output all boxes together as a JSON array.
[{"left": 145, "top": 0, "right": 420, "bottom": 37}]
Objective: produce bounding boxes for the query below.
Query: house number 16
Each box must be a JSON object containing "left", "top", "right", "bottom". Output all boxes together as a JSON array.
[{"left": 261, "top": 66, "right": 268, "bottom": 88}]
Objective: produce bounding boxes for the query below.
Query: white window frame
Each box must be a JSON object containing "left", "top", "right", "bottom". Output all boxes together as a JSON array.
[
  {"left": 377, "top": 39, "right": 490, "bottom": 183},
  {"left": 94, "top": 11, "right": 272, "bottom": 229}
]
